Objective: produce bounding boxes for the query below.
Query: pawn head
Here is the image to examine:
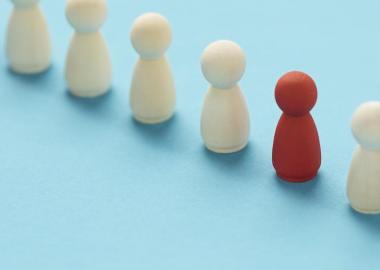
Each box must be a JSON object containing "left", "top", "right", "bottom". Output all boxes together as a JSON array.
[
  {"left": 11, "top": 0, "right": 39, "bottom": 8},
  {"left": 351, "top": 101, "right": 380, "bottom": 150},
  {"left": 275, "top": 71, "right": 317, "bottom": 116},
  {"left": 201, "top": 40, "right": 246, "bottom": 89},
  {"left": 130, "top": 13, "right": 172, "bottom": 60},
  {"left": 66, "top": 0, "right": 107, "bottom": 33}
]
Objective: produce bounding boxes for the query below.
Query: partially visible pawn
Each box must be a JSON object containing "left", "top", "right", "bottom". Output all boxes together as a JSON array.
[
  {"left": 130, "top": 13, "right": 176, "bottom": 124},
  {"left": 200, "top": 40, "right": 250, "bottom": 153},
  {"left": 347, "top": 101, "right": 380, "bottom": 214},
  {"left": 65, "top": 0, "right": 112, "bottom": 98},
  {"left": 6, "top": 0, "right": 51, "bottom": 74}
]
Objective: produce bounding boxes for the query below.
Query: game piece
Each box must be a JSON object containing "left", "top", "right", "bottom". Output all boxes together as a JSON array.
[
  {"left": 347, "top": 101, "right": 380, "bottom": 214},
  {"left": 65, "top": 0, "right": 112, "bottom": 98},
  {"left": 129, "top": 13, "right": 176, "bottom": 124},
  {"left": 272, "top": 71, "right": 321, "bottom": 182},
  {"left": 6, "top": 0, "right": 51, "bottom": 74},
  {"left": 200, "top": 40, "right": 250, "bottom": 154}
]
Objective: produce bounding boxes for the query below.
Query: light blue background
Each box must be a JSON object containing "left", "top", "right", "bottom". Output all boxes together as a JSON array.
[{"left": 0, "top": 0, "right": 379, "bottom": 269}]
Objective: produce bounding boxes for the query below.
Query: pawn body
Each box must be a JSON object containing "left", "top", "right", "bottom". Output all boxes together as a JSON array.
[
  {"left": 347, "top": 148, "right": 380, "bottom": 214},
  {"left": 65, "top": 0, "right": 111, "bottom": 97},
  {"left": 273, "top": 113, "right": 321, "bottom": 181},
  {"left": 201, "top": 86, "right": 249, "bottom": 153},
  {"left": 6, "top": 0, "right": 51, "bottom": 74},
  {"left": 272, "top": 71, "right": 321, "bottom": 182},
  {"left": 130, "top": 57, "right": 175, "bottom": 124},
  {"left": 66, "top": 33, "right": 111, "bottom": 97},
  {"left": 130, "top": 13, "right": 175, "bottom": 124},
  {"left": 347, "top": 101, "right": 380, "bottom": 214}
]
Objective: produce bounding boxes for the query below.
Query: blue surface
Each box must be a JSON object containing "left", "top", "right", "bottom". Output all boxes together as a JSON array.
[{"left": 1, "top": 0, "right": 380, "bottom": 269}]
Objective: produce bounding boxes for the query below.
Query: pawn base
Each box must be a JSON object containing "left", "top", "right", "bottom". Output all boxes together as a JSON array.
[
  {"left": 205, "top": 142, "right": 247, "bottom": 154},
  {"left": 351, "top": 205, "right": 380, "bottom": 215},
  {"left": 133, "top": 113, "right": 174, "bottom": 125},
  {"left": 9, "top": 62, "right": 50, "bottom": 75},
  {"left": 276, "top": 172, "right": 317, "bottom": 183},
  {"left": 69, "top": 87, "right": 110, "bottom": 98}
]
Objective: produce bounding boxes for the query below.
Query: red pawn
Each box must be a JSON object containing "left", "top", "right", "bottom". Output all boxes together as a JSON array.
[{"left": 272, "top": 71, "right": 321, "bottom": 182}]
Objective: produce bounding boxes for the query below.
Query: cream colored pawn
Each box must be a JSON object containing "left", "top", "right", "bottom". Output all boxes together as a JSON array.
[
  {"left": 200, "top": 40, "right": 250, "bottom": 154},
  {"left": 347, "top": 101, "right": 380, "bottom": 214},
  {"left": 65, "top": 0, "right": 112, "bottom": 98},
  {"left": 130, "top": 13, "right": 176, "bottom": 124},
  {"left": 6, "top": 0, "right": 51, "bottom": 74}
]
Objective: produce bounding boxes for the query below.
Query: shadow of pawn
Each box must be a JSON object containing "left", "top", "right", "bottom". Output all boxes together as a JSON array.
[
  {"left": 348, "top": 206, "right": 380, "bottom": 235},
  {"left": 201, "top": 143, "right": 257, "bottom": 181},
  {"left": 64, "top": 87, "right": 115, "bottom": 118},
  {"left": 130, "top": 114, "right": 181, "bottom": 150}
]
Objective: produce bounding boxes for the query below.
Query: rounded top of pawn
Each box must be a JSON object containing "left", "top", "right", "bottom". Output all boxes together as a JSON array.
[
  {"left": 275, "top": 71, "right": 318, "bottom": 116},
  {"left": 201, "top": 40, "right": 246, "bottom": 89},
  {"left": 130, "top": 13, "right": 172, "bottom": 60},
  {"left": 351, "top": 101, "right": 380, "bottom": 150},
  {"left": 12, "top": 0, "right": 39, "bottom": 8},
  {"left": 66, "top": 0, "right": 107, "bottom": 33}
]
